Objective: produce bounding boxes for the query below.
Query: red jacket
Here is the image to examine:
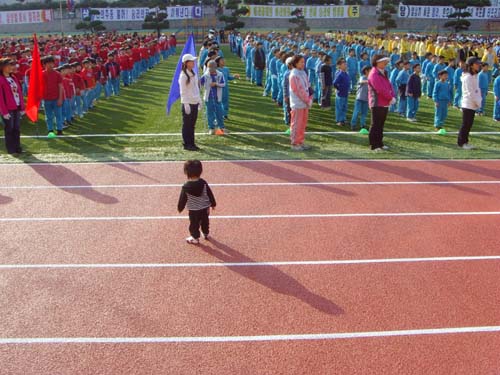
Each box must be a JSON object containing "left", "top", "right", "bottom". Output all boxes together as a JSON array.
[
  {"left": 62, "top": 76, "right": 75, "bottom": 99},
  {"left": 72, "top": 72, "right": 85, "bottom": 93},
  {"left": 0, "top": 75, "right": 24, "bottom": 116}
]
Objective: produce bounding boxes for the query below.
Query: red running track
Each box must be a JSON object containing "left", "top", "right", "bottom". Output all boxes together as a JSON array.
[{"left": 0, "top": 160, "right": 499, "bottom": 374}]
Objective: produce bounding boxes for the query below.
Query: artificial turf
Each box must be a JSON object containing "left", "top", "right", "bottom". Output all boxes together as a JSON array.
[{"left": 1, "top": 45, "right": 498, "bottom": 163}]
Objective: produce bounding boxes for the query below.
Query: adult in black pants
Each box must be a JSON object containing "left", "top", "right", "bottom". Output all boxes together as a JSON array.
[
  {"left": 0, "top": 58, "right": 25, "bottom": 155},
  {"left": 367, "top": 55, "right": 396, "bottom": 151},
  {"left": 179, "top": 53, "right": 202, "bottom": 151},
  {"left": 458, "top": 57, "right": 482, "bottom": 150}
]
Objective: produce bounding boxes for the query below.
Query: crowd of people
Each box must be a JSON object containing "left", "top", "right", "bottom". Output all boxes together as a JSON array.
[
  {"left": 229, "top": 30, "right": 495, "bottom": 151},
  {"left": 0, "top": 31, "right": 177, "bottom": 155}
]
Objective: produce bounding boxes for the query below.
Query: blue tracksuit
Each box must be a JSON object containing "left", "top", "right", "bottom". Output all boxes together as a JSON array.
[
  {"left": 218, "top": 67, "right": 235, "bottom": 118},
  {"left": 389, "top": 67, "right": 401, "bottom": 112},
  {"left": 351, "top": 75, "right": 369, "bottom": 129},
  {"left": 396, "top": 69, "right": 410, "bottom": 115},
  {"left": 425, "top": 62, "right": 436, "bottom": 98},
  {"left": 346, "top": 56, "right": 358, "bottom": 91},
  {"left": 432, "top": 80, "right": 452, "bottom": 127},
  {"left": 453, "top": 67, "right": 463, "bottom": 107},
  {"left": 494, "top": 75, "right": 500, "bottom": 120},
  {"left": 333, "top": 70, "right": 350, "bottom": 123},
  {"left": 306, "top": 56, "right": 318, "bottom": 100},
  {"left": 406, "top": 73, "right": 422, "bottom": 119},
  {"left": 478, "top": 71, "right": 490, "bottom": 114}
]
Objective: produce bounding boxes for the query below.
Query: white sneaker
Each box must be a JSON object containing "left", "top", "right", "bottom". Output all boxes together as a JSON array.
[
  {"left": 291, "top": 145, "right": 304, "bottom": 151},
  {"left": 382, "top": 145, "right": 390, "bottom": 150},
  {"left": 372, "top": 147, "right": 384, "bottom": 152},
  {"left": 460, "top": 143, "right": 474, "bottom": 150},
  {"left": 301, "top": 144, "right": 312, "bottom": 150},
  {"left": 208, "top": 129, "right": 215, "bottom": 135},
  {"left": 186, "top": 236, "right": 200, "bottom": 244}
]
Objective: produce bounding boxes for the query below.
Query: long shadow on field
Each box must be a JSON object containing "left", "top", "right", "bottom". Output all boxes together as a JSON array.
[
  {"left": 200, "top": 238, "right": 344, "bottom": 316},
  {"left": 231, "top": 161, "right": 356, "bottom": 196},
  {"left": 346, "top": 160, "right": 491, "bottom": 196},
  {"left": 0, "top": 194, "right": 12, "bottom": 204},
  {"left": 27, "top": 157, "right": 119, "bottom": 204},
  {"left": 432, "top": 160, "right": 500, "bottom": 180}
]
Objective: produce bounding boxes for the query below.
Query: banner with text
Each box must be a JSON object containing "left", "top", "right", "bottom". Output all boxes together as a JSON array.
[
  {"left": 166, "top": 6, "right": 203, "bottom": 20},
  {"left": 241, "top": 5, "right": 360, "bottom": 19},
  {"left": 398, "top": 3, "right": 500, "bottom": 19},
  {"left": 0, "top": 9, "right": 54, "bottom": 24}
]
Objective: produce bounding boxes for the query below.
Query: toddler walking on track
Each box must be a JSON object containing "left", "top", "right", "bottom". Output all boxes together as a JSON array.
[{"left": 177, "top": 160, "right": 217, "bottom": 244}]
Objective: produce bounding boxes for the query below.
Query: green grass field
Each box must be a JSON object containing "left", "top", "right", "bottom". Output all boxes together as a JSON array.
[{"left": 1, "top": 46, "right": 499, "bottom": 163}]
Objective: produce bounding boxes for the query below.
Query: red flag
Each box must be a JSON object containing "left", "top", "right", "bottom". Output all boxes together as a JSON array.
[{"left": 26, "top": 34, "right": 44, "bottom": 123}]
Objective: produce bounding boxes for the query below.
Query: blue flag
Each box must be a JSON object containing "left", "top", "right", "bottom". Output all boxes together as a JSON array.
[{"left": 166, "top": 33, "right": 197, "bottom": 115}]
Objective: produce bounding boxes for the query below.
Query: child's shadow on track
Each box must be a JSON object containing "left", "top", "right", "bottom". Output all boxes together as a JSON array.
[
  {"left": 0, "top": 194, "right": 12, "bottom": 204},
  {"left": 199, "top": 238, "right": 344, "bottom": 316}
]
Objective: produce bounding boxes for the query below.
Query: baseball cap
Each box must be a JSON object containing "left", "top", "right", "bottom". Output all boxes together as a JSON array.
[
  {"left": 466, "top": 56, "right": 481, "bottom": 65},
  {"left": 182, "top": 54, "right": 197, "bottom": 63}
]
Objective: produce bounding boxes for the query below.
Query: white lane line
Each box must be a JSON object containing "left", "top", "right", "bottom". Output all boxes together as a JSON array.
[
  {"left": 0, "top": 159, "right": 499, "bottom": 166},
  {"left": 1, "top": 180, "right": 500, "bottom": 190},
  {"left": 0, "top": 211, "right": 500, "bottom": 222},
  {"left": 1, "top": 256, "right": 499, "bottom": 270},
  {"left": 1, "top": 325, "right": 500, "bottom": 344},
  {"left": 4, "top": 131, "right": 500, "bottom": 139}
]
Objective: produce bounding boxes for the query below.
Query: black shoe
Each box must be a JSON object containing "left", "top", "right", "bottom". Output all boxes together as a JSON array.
[
  {"left": 184, "top": 145, "right": 200, "bottom": 151},
  {"left": 224, "top": 116, "right": 229, "bottom": 120},
  {"left": 57, "top": 130, "right": 63, "bottom": 136},
  {"left": 63, "top": 123, "right": 70, "bottom": 129}
]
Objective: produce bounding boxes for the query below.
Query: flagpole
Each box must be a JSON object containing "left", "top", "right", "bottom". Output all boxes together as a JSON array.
[{"left": 59, "top": 0, "right": 64, "bottom": 36}]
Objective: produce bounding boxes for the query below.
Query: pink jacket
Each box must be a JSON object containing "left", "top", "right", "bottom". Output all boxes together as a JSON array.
[
  {"left": 368, "top": 68, "right": 395, "bottom": 108},
  {"left": 0, "top": 75, "right": 24, "bottom": 116}
]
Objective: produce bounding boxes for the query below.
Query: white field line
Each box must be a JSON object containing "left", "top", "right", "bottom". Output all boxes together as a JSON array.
[
  {"left": 0, "top": 159, "right": 499, "bottom": 166},
  {"left": 0, "top": 180, "right": 499, "bottom": 190},
  {"left": 0, "top": 211, "right": 500, "bottom": 223},
  {"left": 0, "top": 255, "right": 499, "bottom": 270},
  {"left": 1, "top": 325, "right": 500, "bottom": 344},
  {"left": 4, "top": 130, "right": 500, "bottom": 139}
]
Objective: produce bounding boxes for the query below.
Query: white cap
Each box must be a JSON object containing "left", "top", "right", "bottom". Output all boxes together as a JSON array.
[
  {"left": 182, "top": 54, "right": 197, "bottom": 63},
  {"left": 285, "top": 56, "right": 294, "bottom": 65},
  {"left": 376, "top": 57, "right": 390, "bottom": 63}
]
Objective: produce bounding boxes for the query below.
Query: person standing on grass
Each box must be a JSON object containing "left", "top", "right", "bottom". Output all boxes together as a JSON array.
[
  {"left": 289, "top": 54, "right": 313, "bottom": 152},
  {"left": 477, "top": 62, "right": 490, "bottom": 116},
  {"left": 406, "top": 63, "right": 421, "bottom": 122},
  {"left": 333, "top": 58, "right": 350, "bottom": 127},
  {"left": 179, "top": 54, "right": 202, "bottom": 152},
  {"left": 178, "top": 160, "right": 216, "bottom": 245},
  {"left": 42, "top": 55, "right": 64, "bottom": 136},
  {"left": 453, "top": 60, "right": 465, "bottom": 109},
  {"left": 350, "top": 65, "right": 370, "bottom": 132},
  {"left": 320, "top": 55, "right": 333, "bottom": 110},
  {"left": 367, "top": 55, "right": 396, "bottom": 152},
  {"left": 0, "top": 58, "right": 24, "bottom": 155},
  {"left": 215, "top": 56, "right": 239, "bottom": 120},
  {"left": 493, "top": 72, "right": 500, "bottom": 121},
  {"left": 396, "top": 61, "right": 410, "bottom": 117},
  {"left": 105, "top": 52, "right": 121, "bottom": 97},
  {"left": 252, "top": 41, "right": 266, "bottom": 87},
  {"left": 458, "top": 57, "right": 482, "bottom": 150},
  {"left": 432, "top": 70, "right": 452, "bottom": 132},
  {"left": 283, "top": 56, "right": 294, "bottom": 131},
  {"left": 200, "top": 60, "right": 226, "bottom": 136}
]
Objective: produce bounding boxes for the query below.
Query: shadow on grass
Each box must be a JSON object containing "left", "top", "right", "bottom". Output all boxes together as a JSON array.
[{"left": 200, "top": 238, "right": 344, "bottom": 316}]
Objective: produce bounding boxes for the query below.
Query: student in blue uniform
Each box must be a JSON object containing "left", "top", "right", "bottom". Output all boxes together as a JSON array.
[
  {"left": 215, "top": 56, "right": 239, "bottom": 120},
  {"left": 432, "top": 70, "right": 452, "bottom": 130},
  {"left": 406, "top": 63, "right": 422, "bottom": 122},
  {"left": 346, "top": 48, "right": 359, "bottom": 92},
  {"left": 477, "top": 62, "right": 490, "bottom": 116},
  {"left": 493, "top": 73, "right": 500, "bottom": 121},
  {"left": 453, "top": 60, "right": 465, "bottom": 108},
  {"left": 396, "top": 61, "right": 410, "bottom": 117},
  {"left": 333, "top": 58, "right": 350, "bottom": 127},
  {"left": 350, "top": 65, "right": 370, "bottom": 131}
]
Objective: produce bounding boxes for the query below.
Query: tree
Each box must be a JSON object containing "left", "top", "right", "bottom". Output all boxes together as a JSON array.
[
  {"left": 142, "top": 8, "right": 169, "bottom": 38},
  {"left": 444, "top": 0, "right": 490, "bottom": 33},
  {"left": 376, "top": 1, "right": 397, "bottom": 33},
  {"left": 75, "top": 9, "right": 106, "bottom": 33},
  {"left": 289, "top": 7, "right": 310, "bottom": 35},
  {"left": 218, "top": 0, "right": 248, "bottom": 31}
]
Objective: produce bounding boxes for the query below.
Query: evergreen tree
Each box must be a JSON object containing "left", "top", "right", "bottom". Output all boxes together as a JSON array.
[
  {"left": 142, "top": 8, "right": 169, "bottom": 38},
  {"left": 444, "top": 0, "right": 490, "bottom": 33},
  {"left": 289, "top": 7, "right": 310, "bottom": 34},
  {"left": 377, "top": 1, "right": 397, "bottom": 33},
  {"left": 219, "top": 0, "right": 248, "bottom": 31},
  {"left": 75, "top": 9, "right": 106, "bottom": 33}
]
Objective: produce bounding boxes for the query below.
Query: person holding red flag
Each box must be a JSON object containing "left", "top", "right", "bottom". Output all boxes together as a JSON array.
[
  {"left": 26, "top": 34, "right": 45, "bottom": 127},
  {"left": 0, "top": 58, "right": 25, "bottom": 154}
]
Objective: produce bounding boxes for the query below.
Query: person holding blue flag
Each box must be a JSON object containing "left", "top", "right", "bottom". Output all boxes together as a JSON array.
[
  {"left": 179, "top": 54, "right": 202, "bottom": 151},
  {"left": 166, "top": 34, "right": 201, "bottom": 152}
]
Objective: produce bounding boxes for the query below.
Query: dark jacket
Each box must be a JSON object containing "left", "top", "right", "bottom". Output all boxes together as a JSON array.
[
  {"left": 253, "top": 48, "right": 266, "bottom": 70},
  {"left": 406, "top": 73, "right": 422, "bottom": 98},
  {"left": 178, "top": 178, "right": 216, "bottom": 212}
]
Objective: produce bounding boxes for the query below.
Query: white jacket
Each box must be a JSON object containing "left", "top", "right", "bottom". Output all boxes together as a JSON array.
[
  {"left": 179, "top": 70, "right": 201, "bottom": 105},
  {"left": 200, "top": 70, "right": 225, "bottom": 102},
  {"left": 461, "top": 73, "right": 482, "bottom": 110}
]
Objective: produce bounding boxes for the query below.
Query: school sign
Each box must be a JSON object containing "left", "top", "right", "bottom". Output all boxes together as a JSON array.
[{"left": 241, "top": 5, "right": 360, "bottom": 19}]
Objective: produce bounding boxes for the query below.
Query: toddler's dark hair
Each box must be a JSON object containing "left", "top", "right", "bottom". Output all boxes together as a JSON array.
[{"left": 184, "top": 160, "right": 203, "bottom": 178}]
